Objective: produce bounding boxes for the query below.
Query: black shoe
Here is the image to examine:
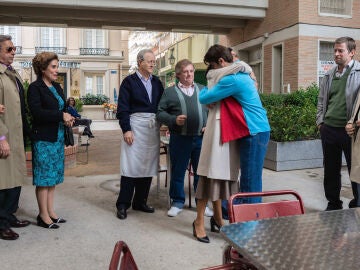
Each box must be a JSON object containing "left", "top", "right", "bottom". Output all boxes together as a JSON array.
[
  {"left": 132, "top": 203, "right": 155, "bottom": 213},
  {"left": 88, "top": 134, "right": 95, "bottom": 138},
  {"left": 50, "top": 217, "right": 67, "bottom": 223},
  {"left": 348, "top": 199, "right": 360, "bottom": 208},
  {"left": 10, "top": 219, "right": 31, "bottom": 228},
  {"left": 117, "top": 208, "right": 127, "bottom": 220},
  {"left": 192, "top": 222, "right": 209, "bottom": 243},
  {"left": 325, "top": 204, "right": 343, "bottom": 211},
  {"left": 37, "top": 215, "right": 59, "bottom": 229},
  {"left": 0, "top": 228, "right": 19, "bottom": 240},
  {"left": 210, "top": 216, "right": 222, "bottom": 233}
]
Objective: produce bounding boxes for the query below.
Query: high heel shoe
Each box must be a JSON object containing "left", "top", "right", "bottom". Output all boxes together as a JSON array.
[
  {"left": 37, "top": 215, "right": 59, "bottom": 229},
  {"left": 210, "top": 216, "right": 222, "bottom": 233},
  {"left": 50, "top": 217, "right": 67, "bottom": 223},
  {"left": 192, "top": 222, "right": 210, "bottom": 243}
]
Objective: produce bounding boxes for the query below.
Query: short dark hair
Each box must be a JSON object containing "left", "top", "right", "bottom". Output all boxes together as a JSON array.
[
  {"left": 203, "top": 44, "right": 233, "bottom": 66},
  {"left": 335, "top": 36, "right": 356, "bottom": 52},
  {"left": 32, "top": 52, "right": 59, "bottom": 78},
  {"left": 0, "top": 35, "right": 12, "bottom": 49}
]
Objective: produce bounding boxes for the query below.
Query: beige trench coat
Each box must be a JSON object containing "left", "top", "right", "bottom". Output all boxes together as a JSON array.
[
  {"left": 0, "top": 64, "right": 26, "bottom": 189},
  {"left": 197, "top": 103, "right": 240, "bottom": 181}
]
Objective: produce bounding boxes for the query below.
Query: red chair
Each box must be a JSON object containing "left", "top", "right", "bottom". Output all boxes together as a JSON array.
[
  {"left": 224, "top": 190, "right": 305, "bottom": 264},
  {"left": 109, "top": 241, "right": 139, "bottom": 270},
  {"left": 200, "top": 262, "right": 255, "bottom": 270}
]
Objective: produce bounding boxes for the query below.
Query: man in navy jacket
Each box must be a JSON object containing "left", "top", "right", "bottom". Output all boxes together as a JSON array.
[{"left": 116, "top": 49, "right": 164, "bottom": 220}]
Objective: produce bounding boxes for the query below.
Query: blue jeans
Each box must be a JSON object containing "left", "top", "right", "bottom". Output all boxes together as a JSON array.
[
  {"left": 169, "top": 134, "right": 202, "bottom": 209},
  {"left": 222, "top": 131, "right": 270, "bottom": 218}
]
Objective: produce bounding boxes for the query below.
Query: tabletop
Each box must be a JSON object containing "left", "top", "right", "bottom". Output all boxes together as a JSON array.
[{"left": 220, "top": 208, "right": 360, "bottom": 270}]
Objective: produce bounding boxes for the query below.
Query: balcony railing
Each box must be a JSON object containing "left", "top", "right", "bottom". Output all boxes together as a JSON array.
[
  {"left": 35, "top": 47, "right": 67, "bottom": 55},
  {"left": 80, "top": 48, "right": 109, "bottom": 56}
]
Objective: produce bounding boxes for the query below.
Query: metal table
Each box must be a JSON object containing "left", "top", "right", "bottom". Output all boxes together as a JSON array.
[{"left": 220, "top": 208, "right": 360, "bottom": 270}]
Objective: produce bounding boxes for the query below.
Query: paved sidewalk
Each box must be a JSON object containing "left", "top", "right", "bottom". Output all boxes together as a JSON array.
[{"left": 0, "top": 121, "right": 354, "bottom": 269}]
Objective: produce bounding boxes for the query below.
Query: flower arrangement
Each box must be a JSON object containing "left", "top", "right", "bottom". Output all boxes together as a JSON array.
[{"left": 103, "top": 103, "right": 117, "bottom": 111}]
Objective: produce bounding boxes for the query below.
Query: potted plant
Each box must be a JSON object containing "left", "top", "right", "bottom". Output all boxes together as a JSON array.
[
  {"left": 260, "top": 84, "right": 321, "bottom": 171},
  {"left": 80, "top": 94, "right": 110, "bottom": 120}
]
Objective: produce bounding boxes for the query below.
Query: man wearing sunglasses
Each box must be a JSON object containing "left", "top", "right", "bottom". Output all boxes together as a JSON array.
[{"left": 0, "top": 35, "right": 31, "bottom": 240}]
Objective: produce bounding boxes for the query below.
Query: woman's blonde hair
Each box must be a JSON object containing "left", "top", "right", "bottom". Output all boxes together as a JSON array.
[{"left": 32, "top": 52, "right": 59, "bottom": 78}]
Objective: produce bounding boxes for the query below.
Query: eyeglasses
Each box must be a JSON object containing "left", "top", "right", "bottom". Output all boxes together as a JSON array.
[{"left": 6, "top": 46, "right": 16, "bottom": 53}]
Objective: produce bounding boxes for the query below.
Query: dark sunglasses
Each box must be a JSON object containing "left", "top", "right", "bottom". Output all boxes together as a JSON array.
[{"left": 6, "top": 46, "right": 16, "bottom": 53}]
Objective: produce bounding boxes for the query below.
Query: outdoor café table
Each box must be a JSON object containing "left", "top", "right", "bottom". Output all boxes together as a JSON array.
[{"left": 220, "top": 208, "right": 360, "bottom": 270}]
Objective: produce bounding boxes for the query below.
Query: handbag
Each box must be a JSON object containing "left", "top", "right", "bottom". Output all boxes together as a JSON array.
[{"left": 64, "top": 125, "right": 74, "bottom": 146}]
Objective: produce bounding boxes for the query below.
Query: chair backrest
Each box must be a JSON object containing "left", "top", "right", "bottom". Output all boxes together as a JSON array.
[
  {"left": 228, "top": 190, "right": 305, "bottom": 223},
  {"left": 109, "top": 241, "right": 139, "bottom": 270}
]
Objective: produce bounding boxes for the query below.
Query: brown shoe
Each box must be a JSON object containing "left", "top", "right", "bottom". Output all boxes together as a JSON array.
[
  {"left": 10, "top": 219, "right": 31, "bottom": 228},
  {"left": 0, "top": 228, "right": 19, "bottom": 240}
]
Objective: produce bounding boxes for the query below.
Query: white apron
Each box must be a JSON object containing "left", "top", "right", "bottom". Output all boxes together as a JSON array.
[{"left": 120, "top": 113, "right": 160, "bottom": 177}]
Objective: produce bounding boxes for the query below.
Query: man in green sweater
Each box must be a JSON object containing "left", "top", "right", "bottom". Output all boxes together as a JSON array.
[
  {"left": 317, "top": 36, "right": 360, "bottom": 210},
  {"left": 157, "top": 59, "right": 212, "bottom": 217}
]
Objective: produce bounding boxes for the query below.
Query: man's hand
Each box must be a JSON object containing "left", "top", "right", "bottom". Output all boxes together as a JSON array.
[
  {"left": 345, "top": 123, "right": 355, "bottom": 136},
  {"left": 0, "top": 139, "right": 10, "bottom": 158},
  {"left": 123, "top": 131, "right": 134, "bottom": 145},
  {"left": 176, "top": 115, "right": 187, "bottom": 126},
  {"left": 0, "top": 104, "right": 5, "bottom": 114}
]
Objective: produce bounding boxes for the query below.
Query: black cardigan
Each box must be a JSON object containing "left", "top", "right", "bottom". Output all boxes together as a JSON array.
[
  {"left": 27, "top": 78, "right": 65, "bottom": 142},
  {"left": 116, "top": 73, "right": 164, "bottom": 133}
]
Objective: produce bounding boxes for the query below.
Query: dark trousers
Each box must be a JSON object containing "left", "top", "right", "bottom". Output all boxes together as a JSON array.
[
  {"left": 116, "top": 176, "right": 152, "bottom": 210},
  {"left": 75, "top": 118, "right": 93, "bottom": 135},
  {"left": 0, "top": 186, "right": 21, "bottom": 230},
  {"left": 169, "top": 134, "right": 202, "bottom": 208},
  {"left": 320, "top": 124, "right": 359, "bottom": 208}
]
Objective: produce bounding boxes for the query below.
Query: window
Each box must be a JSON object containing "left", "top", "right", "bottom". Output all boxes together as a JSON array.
[
  {"left": 96, "top": 76, "right": 104, "bottom": 94},
  {"left": 84, "top": 74, "right": 105, "bottom": 95},
  {"left": 319, "top": 0, "right": 352, "bottom": 17},
  {"left": 272, "top": 44, "right": 283, "bottom": 94},
  {"left": 85, "top": 76, "right": 93, "bottom": 94},
  {"left": 0, "top": 26, "right": 19, "bottom": 45},
  {"left": 318, "top": 41, "right": 335, "bottom": 82},
  {"left": 83, "top": 29, "right": 105, "bottom": 48},
  {"left": 39, "top": 27, "right": 64, "bottom": 47}
]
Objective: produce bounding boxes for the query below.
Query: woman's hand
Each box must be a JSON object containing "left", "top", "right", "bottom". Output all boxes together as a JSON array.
[
  {"left": 63, "top": 112, "right": 75, "bottom": 127},
  {"left": 0, "top": 104, "right": 5, "bottom": 114},
  {"left": 123, "top": 131, "right": 134, "bottom": 145}
]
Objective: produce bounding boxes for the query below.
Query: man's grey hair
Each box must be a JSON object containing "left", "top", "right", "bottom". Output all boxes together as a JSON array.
[
  {"left": 137, "top": 49, "right": 154, "bottom": 64},
  {"left": 0, "top": 35, "right": 12, "bottom": 49}
]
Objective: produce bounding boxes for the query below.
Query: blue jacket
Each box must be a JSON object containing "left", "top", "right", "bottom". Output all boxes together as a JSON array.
[
  {"left": 199, "top": 72, "right": 270, "bottom": 136},
  {"left": 116, "top": 73, "right": 164, "bottom": 132}
]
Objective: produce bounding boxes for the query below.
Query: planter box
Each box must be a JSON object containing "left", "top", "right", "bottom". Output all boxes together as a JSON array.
[
  {"left": 81, "top": 105, "right": 105, "bottom": 120},
  {"left": 264, "top": 139, "right": 323, "bottom": 171}
]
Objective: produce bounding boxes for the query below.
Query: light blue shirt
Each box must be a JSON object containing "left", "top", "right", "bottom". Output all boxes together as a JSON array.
[{"left": 136, "top": 70, "right": 153, "bottom": 103}]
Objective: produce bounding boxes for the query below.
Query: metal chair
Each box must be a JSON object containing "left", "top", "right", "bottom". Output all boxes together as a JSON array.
[
  {"left": 224, "top": 190, "right": 305, "bottom": 264},
  {"left": 187, "top": 162, "right": 194, "bottom": 208},
  {"left": 157, "top": 143, "right": 168, "bottom": 193},
  {"left": 109, "top": 241, "right": 139, "bottom": 270}
]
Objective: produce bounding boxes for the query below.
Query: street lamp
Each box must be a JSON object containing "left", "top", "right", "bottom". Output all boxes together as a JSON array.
[{"left": 168, "top": 48, "right": 175, "bottom": 65}]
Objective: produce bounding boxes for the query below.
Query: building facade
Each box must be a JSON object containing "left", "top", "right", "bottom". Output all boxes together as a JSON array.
[
  {"left": 227, "top": 0, "right": 360, "bottom": 93},
  {"left": 0, "top": 26, "right": 129, "bottom": 102}
]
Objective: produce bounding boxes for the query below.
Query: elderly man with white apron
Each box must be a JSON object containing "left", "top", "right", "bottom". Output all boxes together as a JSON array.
[{"left": 116, "top": 49, "right": 164, "bottom": 220}]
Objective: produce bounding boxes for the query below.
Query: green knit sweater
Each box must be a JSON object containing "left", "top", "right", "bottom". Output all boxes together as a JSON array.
[{"left": 157, "top": 83, "right": 208, "bottom": 136}]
